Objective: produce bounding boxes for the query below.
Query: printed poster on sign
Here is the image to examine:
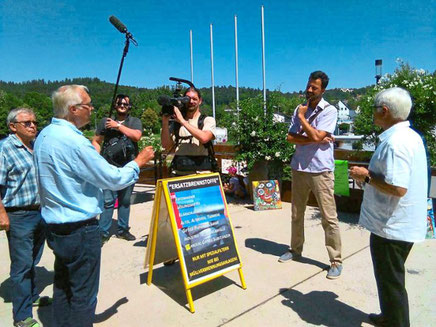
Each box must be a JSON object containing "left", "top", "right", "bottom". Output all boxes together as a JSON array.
[
  {"left": 252, "top": 180, "right": 282, "bottom": 211},
  {"left": 167, "top": 176, "right": 241, "bottom": 283}
]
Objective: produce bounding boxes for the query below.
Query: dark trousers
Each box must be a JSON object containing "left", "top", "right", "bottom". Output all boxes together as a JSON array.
[
  {"left": 99, "top": 183, "right": 135, "bottom": 236},
  {"left": 46, "top": 219, "right": 101, "bottom": 327},
  {"left": 7, "top": 210, "right": 46, "bottom": 322},
  {"left": 370, "top": 233, "right": 413, "bottom": 327}
]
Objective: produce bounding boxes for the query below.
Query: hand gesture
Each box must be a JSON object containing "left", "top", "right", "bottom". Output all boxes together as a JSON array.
[
  {"left": 105, "top": 118, "right": 119, "bottom": 129},
  {"left": 0, "top": 212, "right": 10, "bottom": 231},
  {"left": 173, "top": 107, "right": 185, "bottom": 124},
  {"left": 297, "top": 103, "right": 309, "bottom": 118},
  {"left": 320, "top": 135, "right": 335, "bottom": 144},
  {"left": 349, "top": 166, "right": 369, "bottom": 183},
  {"left": 134, "top": 146, "right": 155, "bottom": 168}
]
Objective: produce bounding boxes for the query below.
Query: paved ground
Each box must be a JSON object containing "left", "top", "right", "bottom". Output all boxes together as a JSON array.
[{"left": 1, "top": 184, "right": 435, "bottom": 326}]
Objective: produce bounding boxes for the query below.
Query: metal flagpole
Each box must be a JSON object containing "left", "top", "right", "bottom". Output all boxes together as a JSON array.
[
  {"left": 210, "top": 23, "right": 216, "bottom": 119},
  {"left": 261, "top": 5, "right": 267, "bottom": 115},
  {"left": 190, "top": 30, "right": 194, "bottom": 84},
  {"left": 234, "top": 15, "right": 240, "bottom": 114}
]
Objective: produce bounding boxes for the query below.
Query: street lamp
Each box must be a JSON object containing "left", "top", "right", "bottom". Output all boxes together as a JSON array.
[{"left": 375, "top": 59, "right": 382, "bottom": 84}]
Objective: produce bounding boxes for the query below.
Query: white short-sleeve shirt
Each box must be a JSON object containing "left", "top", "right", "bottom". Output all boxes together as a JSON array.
[{"left": 359, "top": 121, "right": 428, "bottom": 242}]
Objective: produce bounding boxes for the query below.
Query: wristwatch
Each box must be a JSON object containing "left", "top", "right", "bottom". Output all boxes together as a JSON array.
[
  {"left": 116, "top": 122, "right": 121, "bottom": 129},
  {"left": 364, "top": 175, "right": 372, "bottom": 184}
]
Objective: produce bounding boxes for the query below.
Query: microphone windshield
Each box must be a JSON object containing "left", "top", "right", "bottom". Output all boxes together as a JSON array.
[{"left": 109, "top": 16, "right": 127, "bottom": 33}]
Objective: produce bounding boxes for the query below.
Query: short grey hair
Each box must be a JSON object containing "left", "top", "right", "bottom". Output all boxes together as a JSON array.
[
  {"left": 52, "top": 85, "right": 89, "bottom": 118},
  {"left": 7, "top": 108, "right": 35, "bottom": 130},
  {"left": 374, "top": 87, "right": 412, "bottom": 120}
]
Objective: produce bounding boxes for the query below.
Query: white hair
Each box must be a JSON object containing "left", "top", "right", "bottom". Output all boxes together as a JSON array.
[
  {"left": 7, "top": 108, "right": 35, "bottom": 130},
  {"left": 374, "top": 87, "right": 412, "bottom": 120},
  {"left": 51, "top": 85, "right": 89, "bottom": 118}
]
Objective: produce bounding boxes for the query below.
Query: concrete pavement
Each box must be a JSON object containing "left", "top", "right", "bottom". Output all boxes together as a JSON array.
[{"left": 1, "top": 184, "right": 435, "bottom": 326}]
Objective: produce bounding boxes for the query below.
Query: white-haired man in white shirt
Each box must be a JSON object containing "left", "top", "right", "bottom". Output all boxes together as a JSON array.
[{"left": 350, "top": 87, "right": 427, "bottom": 327}]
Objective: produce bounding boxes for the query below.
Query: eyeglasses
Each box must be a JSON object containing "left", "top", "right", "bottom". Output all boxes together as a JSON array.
[
  {"left": 14, "top": 121, "right": 38, "bottom": 128},
  {"left": 117, "top": 102, "right": 131, "bottom": 108},
  {"left": 75, "top": 102, "right": 94, "bottom": 109}
]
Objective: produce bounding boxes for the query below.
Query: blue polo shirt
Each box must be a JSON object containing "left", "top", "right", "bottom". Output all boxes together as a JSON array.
[{"left": 34, "top": 118, "right": 140, "bottom": 224}]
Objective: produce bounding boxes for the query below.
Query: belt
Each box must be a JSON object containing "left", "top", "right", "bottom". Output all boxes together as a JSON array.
[
  {"left": 47, "top": 218, "right": 98, "bottom": 235},
  {"left": 5, "top": 205, "right": 40, "bottom": 212}
]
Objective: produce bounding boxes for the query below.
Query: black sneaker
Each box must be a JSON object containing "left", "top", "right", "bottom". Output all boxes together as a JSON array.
[{"left": 116, "top": 230, "right": 136, "bottom": 241}]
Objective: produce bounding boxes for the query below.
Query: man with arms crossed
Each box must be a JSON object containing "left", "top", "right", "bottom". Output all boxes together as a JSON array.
[
  {"left": 34, "top": 85, "right": 154, "bottom": 327},
  {"left": 279, "top": 71, "right": 342, "bottom": 280},
  {"left": 350, "top": 87, "right": 427, "bottom": 327}
]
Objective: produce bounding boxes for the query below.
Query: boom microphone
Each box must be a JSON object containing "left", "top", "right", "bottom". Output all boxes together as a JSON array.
[{"left": 109, "top": 16, "right": 127, "bottom": 34}]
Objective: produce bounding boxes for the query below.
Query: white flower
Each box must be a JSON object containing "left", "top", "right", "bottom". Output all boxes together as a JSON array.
[
  {"left": 275, "top": 152, "right": 281, "bottom": 157},
  {"left": 265, "top": 156, "right": 271, "bottom": 161},
  {"left": 250, "top": 131, "right": 256, "bottom": 137}
]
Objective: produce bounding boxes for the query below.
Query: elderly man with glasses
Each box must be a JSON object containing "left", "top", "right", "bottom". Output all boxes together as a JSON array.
[
  {"left": 92, "top": 94, "right": 143, "bottom": 243},
  {"left": 350, "top": 87, "right": 428, "bottom": 327},
  {"left": 34, "top": 85, "right": 154, "bottom": 327},
  {"left": 0, "top": 108, "right": 49, "bottom": 327}
]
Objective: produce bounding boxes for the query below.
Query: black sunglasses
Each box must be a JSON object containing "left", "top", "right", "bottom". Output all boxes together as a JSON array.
[{"left": 15, "top": 121, "right": 38, "bottom": 128}]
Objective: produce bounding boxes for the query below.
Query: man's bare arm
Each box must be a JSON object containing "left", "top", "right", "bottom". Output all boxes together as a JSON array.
[
  {"left": 91, "top": 135, "right": 104, "bottom": 153},
  {"left": 297, "top": 104, "right": 329, "bottom": 142},
  {"left": 349, "top": 166, "right": 407, "bottom": 197},
  {"left": 105, "top": 118, "right": 142, "bottom": 142}
]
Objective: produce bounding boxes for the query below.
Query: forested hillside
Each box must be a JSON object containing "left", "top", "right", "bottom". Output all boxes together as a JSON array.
[{"left": 0, "top": 78, "right": 370, "bottom": 136}]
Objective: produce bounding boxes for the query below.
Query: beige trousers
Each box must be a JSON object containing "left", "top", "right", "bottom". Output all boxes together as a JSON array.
[{"left": 291, "top": 169, "right": 342, "bottom": 263}]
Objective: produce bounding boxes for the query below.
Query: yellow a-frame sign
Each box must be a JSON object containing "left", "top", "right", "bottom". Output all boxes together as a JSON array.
[{"left": 145, "top": 173, "right": 246, "bottom": 313}]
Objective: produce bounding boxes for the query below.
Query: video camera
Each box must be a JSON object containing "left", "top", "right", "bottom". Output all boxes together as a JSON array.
[{"left": 158, "top": 77, "right": 195, "bottom": 116}]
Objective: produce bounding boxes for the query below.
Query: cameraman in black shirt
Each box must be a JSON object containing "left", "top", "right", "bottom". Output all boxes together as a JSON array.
[{"left": 92, "top": 94, "right": 142, "bottom": 244}]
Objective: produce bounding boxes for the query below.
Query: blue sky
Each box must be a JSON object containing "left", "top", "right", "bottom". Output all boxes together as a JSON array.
[{"left": 0, "top": 0, "right": 434, "bottom": 92}]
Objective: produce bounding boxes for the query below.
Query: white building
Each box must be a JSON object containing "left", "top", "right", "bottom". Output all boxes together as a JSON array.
[{"left": 337, "top": 100, "right": 356, "bottom": 122}]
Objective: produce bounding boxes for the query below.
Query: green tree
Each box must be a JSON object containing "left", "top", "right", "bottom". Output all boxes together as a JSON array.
[
  {"left": 0, "top": 91, "right": 24, "bottom": 136},
  {"left": 22, "top": 92, "right": 52, "bottom": 129},
  {"left": 353, "top": 62, "right": 436, "bottom": 165},
  {"left": 141, "top": 107, "right": 160, "bottom": 133}
]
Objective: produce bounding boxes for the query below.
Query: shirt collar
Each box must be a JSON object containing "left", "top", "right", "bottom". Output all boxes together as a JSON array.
[
  {"left": 378, "top": 121, "right": 410, "bottom": 142},
  {"left": 307, "top": 98, "right": 328, "bottom": 116},
  {"left": 8, "top": 134, "right": 35, "bottom": 151},
  {"left": 9, "top": 134, "right": 25, "bottom": 148},
  {"left": 316, "top": 98, "right": 329, "bottom": 111},
  {"left": 51, "top": 118, "right": 83, "bottom": 135}
]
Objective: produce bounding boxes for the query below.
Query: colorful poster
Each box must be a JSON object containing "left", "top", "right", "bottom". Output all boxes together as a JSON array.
[
  {"left": 334, "top": 160, "right": 350, "bottom": 196},
  {"left": 167, "top": 176, "right": 241, "bottom": 283},
  {"left": 252, "top": 180, "right": 282, "bottom": 211}
]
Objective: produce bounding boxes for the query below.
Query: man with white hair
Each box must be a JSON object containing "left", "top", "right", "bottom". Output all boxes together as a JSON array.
[
  {"left": 34, "top": 85, "right": 154, "bottom": 327},
  {"left": 350, "top": 87, "right": 427, "bottom": 327},
  {"left": 0, "top": 108, "right": 48, "bottom": 327}
]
